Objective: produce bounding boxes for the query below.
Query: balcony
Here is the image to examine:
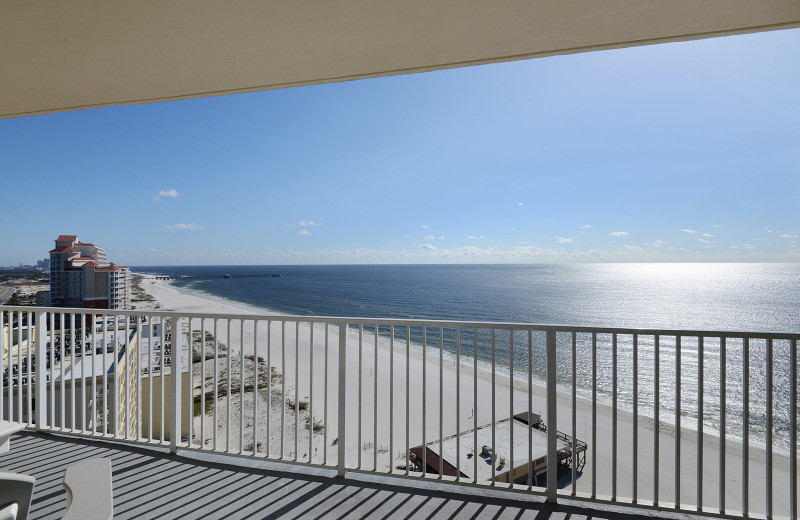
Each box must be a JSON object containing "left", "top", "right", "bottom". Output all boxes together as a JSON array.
[{"left": 2, "top": 305, "right": 798, "bottom": 519}]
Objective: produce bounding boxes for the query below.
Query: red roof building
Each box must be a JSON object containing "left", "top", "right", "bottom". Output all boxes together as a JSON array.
[{"left": 49, "top": 235, "right": 130, "bottom": 309}]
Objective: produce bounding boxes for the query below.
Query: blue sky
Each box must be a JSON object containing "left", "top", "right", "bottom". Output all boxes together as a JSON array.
[{"left": 2, "top": 29, "right": 799, "bottom": 266}]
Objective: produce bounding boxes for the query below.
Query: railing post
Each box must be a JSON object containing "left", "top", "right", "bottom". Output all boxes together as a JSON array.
[
  {"left": 337, "top": 321, "right": 347, "bottom": 477},
  {"left": 170, "top": 315, "right": 182, "bottom": 453},
  {"left": 34, "top": 310, "right": 47, "bottom": 430},
  {"left": 546, "top": 329, "right": 558, "bottom": 503}
]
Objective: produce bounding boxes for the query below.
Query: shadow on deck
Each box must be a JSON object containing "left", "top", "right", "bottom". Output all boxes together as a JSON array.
[{"left": 2, "top": 431, "right": 715, "bottom": 520}]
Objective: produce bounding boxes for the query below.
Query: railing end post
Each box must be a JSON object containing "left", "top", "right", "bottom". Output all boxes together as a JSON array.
[
  {"left": 170, "top": 315, "right": 182, "bottom": 453},
  {"left": 337, "top": 321, "right": 347, "bottom": 477},
  {"left": 545, "top": 329, "right": 558, "bottom": 504},
  {"left": 34, "top": 310, "right": 48, "bottom": 431}
]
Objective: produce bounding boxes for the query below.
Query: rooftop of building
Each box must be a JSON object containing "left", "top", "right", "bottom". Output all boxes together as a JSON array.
[
  {"left": 48, "top": 246, "right": 78, "bottom": 254},
  {"left": 420, "top": 417, "right": 568, "bottom": 483}
]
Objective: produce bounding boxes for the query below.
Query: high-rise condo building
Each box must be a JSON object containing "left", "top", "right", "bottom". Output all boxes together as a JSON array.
[{"left": 48, "top": 235, "right": 130, "bottom": 309}]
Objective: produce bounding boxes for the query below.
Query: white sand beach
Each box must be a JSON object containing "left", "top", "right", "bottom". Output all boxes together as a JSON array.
[{"left": 138, "top": 276, "right": 792, "bottom": 518}]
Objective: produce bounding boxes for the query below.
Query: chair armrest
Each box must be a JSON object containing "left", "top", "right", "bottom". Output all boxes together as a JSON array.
[
  {"left": 0, "top": 503, "right": 19, "bottom": 520},
  {"left": 0, "top": 471, "right": 35, "bottom": 520},
  {"left": 62, "top": 459, "right": 113, "bottom": 520}
]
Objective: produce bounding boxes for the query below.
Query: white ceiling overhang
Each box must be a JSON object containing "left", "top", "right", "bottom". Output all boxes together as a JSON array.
[{"left": 3, "top": 1, "right": 799, "bottom": 118}]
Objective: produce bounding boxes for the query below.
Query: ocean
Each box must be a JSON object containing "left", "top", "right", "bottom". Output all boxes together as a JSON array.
[{"left": 132, "top": 263, "right": 800, "bottom": 451}]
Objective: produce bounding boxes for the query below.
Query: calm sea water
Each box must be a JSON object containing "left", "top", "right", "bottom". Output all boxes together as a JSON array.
[{"left": 132, "top": 263, "right": 800, "bottom": 450}]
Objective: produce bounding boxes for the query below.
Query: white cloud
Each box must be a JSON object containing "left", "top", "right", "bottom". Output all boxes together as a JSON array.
[
  {"left": 781, "top": 234, "right": 799, "bottom": 238},
  {"left": 298, "top": 229, "right": 311, "bottom": 236},
  {"left": 765, "top": 228, "right": 777, "bottom": 233},
  {"left": 698, "top": 238, "right": 711, "bottom": 244},
  {"left": 517, "top": 202, "right": 524, "bottom": 206},
  {"left": 581, "top": 224, "right": 592, "bottom": 229},
  {"left": 424, "top": 235, "right": 446, "bottom": 240},
  {"left": 743, "top": 243, "right": 756, "bottom": 249},
  {"left": 298, "top": 220, "right": 319, "bottom": 227},
  {"left": 610, "top": 231, "right": 629, "bottom": 236},
  {"left": 703, "top": 233, "right": 713, "bottom": 237},
  {"left": 421, "top": 225, "right": 431, "bottom": 229},
  {"left": 163, "top": 223, "right": 202, "bottom": 230},
  {"left": 681, "top": 229, "right": 697, "bottom": 234},
  {"left": 153, "top": 189, "right": 179, "bottom": 201},
  {"left": 467, "top": 235, "right": 485, "bottom": 240},
  {"left": 556, "top": 237, "right": 573, "bottom": 244},
  {"left": 421, "top": 243, "right": 436, "bottom": 250}
]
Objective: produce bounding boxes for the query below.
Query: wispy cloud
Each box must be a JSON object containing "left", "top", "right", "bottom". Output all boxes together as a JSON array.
[
  {"left": 298, "top": 220, "right": 319, "bottom": 227},
  {"left": 424, "top": 235, "right": 446, "bottom": 240},
  {"left": 154, "top": 189, "right": 179, "bottom": 201},
  {"left": 681, "top": 229, "right": 697, "bottom": 234},
  {"left": 743, "top": 243, "right": 756, "bottom": 250},
  {"left": 163, "top": 223, "right": 202, "bottom": 230},
  {"left": 517, "top": 202, "right": 524, "bottom": 206},
  {"left": 421, "top": 243, "right": 436, "bottom": 250},
  {"left": 765, "top": 228, "right": 777, "bottom": 233},
  {"left": 556, "top": 237, "right": 573, "bottom": 244},
  {"left": 703, "top": 233, "right": 713, "bottom": 237},
  {"left": 610, "top": 231, "right": 629, "bottom": 236},
  {"left": 421, "top": 225, "right": 431, "bottom": 229},
  {"left": 698, "top": 238, "right": 712, "bottom": 244},
  {"left": 781, "top": 234, "right": 799, "bottom": 238},
  {"left": 467, "top": 235, "right": 485, "bottom": 240},
  {"left": 581, "top": 224, "right": 592, "bottom": 229},
  {"left": 298, "top": 229, "right": 311, "bottom": 236}
]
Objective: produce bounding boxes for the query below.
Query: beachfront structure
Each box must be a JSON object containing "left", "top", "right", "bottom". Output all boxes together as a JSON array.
[
  {"left": 409, "top": 413, "right": 585, "bottom": 486},
  {"left": 49, "top": 235, "right": 131, "bottom": 309},
  {"left": 1, "top": 314, "right": 189, "bottom": 440},
  {"left": 1, "top": 317, "right": 139, "bottom": 435},
  {"left": 2, "top": 3, "right": 800, "bottom": 519}
]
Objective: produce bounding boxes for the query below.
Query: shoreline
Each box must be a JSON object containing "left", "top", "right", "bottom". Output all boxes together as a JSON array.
[
  {"left": 132, "top": 274, "right": 791, "bottom": 516},
  {"left": 134, "top": 275, "right": 788, "bottom": 450}
]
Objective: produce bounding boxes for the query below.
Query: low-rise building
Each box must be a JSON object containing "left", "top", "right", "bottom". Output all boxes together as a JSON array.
[{"left": 409, "top": 413, "right": 586, "bottom": 486}]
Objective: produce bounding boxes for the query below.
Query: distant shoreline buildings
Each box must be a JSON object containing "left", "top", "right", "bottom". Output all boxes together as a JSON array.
[{"left": 48, "top": 235, "right": 130, "bottom": 309}]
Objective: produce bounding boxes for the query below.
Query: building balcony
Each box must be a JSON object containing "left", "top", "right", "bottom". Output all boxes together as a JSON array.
[{"left": 1, "top": 305, "right": 798, "bottom": 519}]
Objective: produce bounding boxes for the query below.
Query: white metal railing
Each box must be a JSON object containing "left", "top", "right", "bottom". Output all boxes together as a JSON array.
[{"left": 1, "top": 305, "right": 798, "bottom": 519}]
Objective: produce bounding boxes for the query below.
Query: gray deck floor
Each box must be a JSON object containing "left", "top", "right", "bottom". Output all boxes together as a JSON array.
[{"left": 2, "top": 431, "right": 715, "bottom": 520}]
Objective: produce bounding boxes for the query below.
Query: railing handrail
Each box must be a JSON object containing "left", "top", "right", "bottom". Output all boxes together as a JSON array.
[{"left": 2, "top": 304, "right": 798, "bottom": 339}]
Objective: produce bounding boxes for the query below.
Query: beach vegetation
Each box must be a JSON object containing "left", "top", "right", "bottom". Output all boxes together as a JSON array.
[
  {"left": 192, "top": 396, "right": 214, "bottom": 417},
  {"left": 6, "top": 291, "right": 22, "bottom": 306},
  {"left": 285, "top": 398, "right": 309, "bottom": 411},
  {"left": 244, "top": 354, "right": 265, "bottom": 363},
  {"left": 307, "top": 417, "right": 324, "bottom": 432}
]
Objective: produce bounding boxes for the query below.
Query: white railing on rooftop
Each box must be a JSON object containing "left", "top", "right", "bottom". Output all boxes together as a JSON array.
[{"left": 1, "top": 305, "right": 798, "bottom": 519}]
